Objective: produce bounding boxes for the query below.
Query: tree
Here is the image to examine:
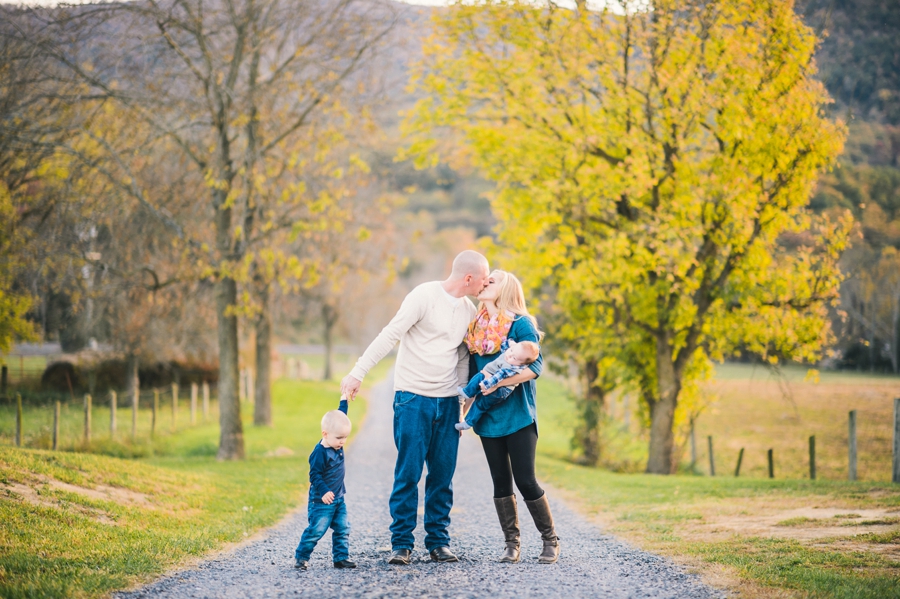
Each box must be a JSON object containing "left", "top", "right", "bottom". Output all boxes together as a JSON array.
[
  {"left": 407, "top": 0, "right": 852, "bottom": 473},
  {"left": 0, "top": 184, "right": 34, "bottom": 353},
  {"left": 33, "top": 0, "right": 394, "bottom": 458},
  {"left": 293, "top": 184, "right": 399, "bottom": 381},
  {"left": 0, "top": 8, "right": 76, "bottom": 352}
]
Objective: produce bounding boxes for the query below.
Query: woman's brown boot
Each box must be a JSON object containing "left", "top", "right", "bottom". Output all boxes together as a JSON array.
[
  {"left": 525, "top": 493, "right": 560, "bottom": 564},
  {"left": 493, "top": 495, "right": 520, "bottom": 563}
]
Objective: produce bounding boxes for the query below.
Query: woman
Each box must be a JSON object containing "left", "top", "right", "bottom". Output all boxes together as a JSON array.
[{"left": 463, "top": 269, "right": 560, "bottom": 564}]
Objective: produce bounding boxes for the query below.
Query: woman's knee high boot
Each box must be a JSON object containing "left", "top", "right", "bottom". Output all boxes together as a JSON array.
[
  {"left": 525, "top": 493, "right": 560, "bottom": 564},
  {"left": 493, "top": 495, "right": 520, "bottom": 563}
]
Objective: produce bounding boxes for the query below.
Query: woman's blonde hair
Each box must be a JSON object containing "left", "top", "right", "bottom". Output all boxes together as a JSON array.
[{"left": 482, "top": 269, "right": 544, "bottom": 341}]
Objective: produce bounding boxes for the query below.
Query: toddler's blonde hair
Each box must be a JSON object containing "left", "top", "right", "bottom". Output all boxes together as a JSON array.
[{"left": 321, "top": 409, "right": 351, "bottom": 433}]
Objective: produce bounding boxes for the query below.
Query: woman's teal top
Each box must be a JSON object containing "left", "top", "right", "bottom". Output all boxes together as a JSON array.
[{"left": 470, "top": 316, "right": 543, "bottom": 438}]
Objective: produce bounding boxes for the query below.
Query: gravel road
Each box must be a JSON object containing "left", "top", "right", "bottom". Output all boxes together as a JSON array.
[{"left": 117, "top": 375, "right": 724, "bottom": 599}]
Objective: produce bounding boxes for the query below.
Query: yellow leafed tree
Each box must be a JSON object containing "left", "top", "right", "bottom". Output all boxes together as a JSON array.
[{"left": 407, "top": 0, "right": 852, "bottom": 472}]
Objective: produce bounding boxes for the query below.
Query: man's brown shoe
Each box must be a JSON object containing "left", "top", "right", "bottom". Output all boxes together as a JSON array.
[
  {"left": 387, "top": 549, "right": 411, "bottom": 565},
  {"left": 429, "top": 547, "right": 459, "bottom": 562}
]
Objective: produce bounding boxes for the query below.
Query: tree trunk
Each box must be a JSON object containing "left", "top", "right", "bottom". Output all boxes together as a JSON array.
[
  {"left": 254, "top": 285, "right": 272, "bottom": 426},
  {"left": 214, "top": 174, "right": 245, "bottom": 459},
  {"left": 646, "top": 336, "right": 680, "bottom": 474},
  {"left": 322, "top": 303, "right": 337, "bottom": 381},
  {"left": 216, "top": 275, "right": 244, "bottom": 459},
  {"left": 576, "top": 358, "right": 604, "bottom": 466}
]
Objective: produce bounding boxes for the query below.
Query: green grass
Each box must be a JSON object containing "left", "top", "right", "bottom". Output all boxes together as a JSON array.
[
  {"left": 0, "top": 356, "right": 48, "bottom": 385},
  {"left": 534, "top": 375, "right": 900, "bottom": 599},
  {"left": 0, "top": 375, "right": 374, "bottom": 599}
]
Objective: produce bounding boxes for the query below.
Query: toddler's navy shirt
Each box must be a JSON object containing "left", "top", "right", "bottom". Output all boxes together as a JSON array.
[{"left": 307, "top": 399, "right": 348, "bottom": 503}]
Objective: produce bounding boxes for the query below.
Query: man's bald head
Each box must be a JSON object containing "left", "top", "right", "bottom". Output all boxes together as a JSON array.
[{"left": 449, "top": 250, "right": 490, "bottom": 281}]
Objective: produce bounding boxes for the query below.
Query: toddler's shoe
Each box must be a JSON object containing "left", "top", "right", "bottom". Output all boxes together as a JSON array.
[
  {"left": 457, "top": 386, "right": 471, "bottom": 401},
  {"left": 333, "top": 559, "right": 357, "bottom": 569},
  {"left": 294, "top": 559, "right": 309, "bottom": 570},
  {"left": 455, "top": 421, "right": 472, "bottom": 431}
]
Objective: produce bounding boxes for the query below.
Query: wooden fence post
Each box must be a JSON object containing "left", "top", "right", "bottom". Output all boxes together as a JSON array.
[
  {"left": 84, "top": 394, "right": 92, "bottom": 445},
  {"left": 809, "top": 435, "right": 816, "bottom": 480},
  {"left": 734, "top": 448, "right": 745, "bottom": 477},
  {"left": 689, "top": 418, "right": 697, "bottom": 472},
  {"left": 131, "top": 387, "right": 139, "bottom": 442},
  {"left": 893, "top": 398, "right": 900, "bottom": 484},
  {"left": 171, "top": 383, "right": 178, "bottom": 430},
  {"left": 1, "top": 365, "right": 7, "bottom": 400},
  {"left": 110, "top": 391, "right": 117, "bottom": 438},
  {"left": 53, "top": 401, "right": 60, "bottom": 450},
  {"left": 202, "top": 382, "right": 210, "bottom": 421},
  {"left": 768, "top": 448, "right": 775, "bottom": 479},
  {"left": 849, "top": 410, "right": 858, "bottom": 482},
  {"left": 707, "top": 435, "right": 715, "bottom": 476},
  {"left": 15, "top": 393, "right": 22, "bottom": 447},
  {"left": 191, "top": 383, "right": 198, "bottom": 425},
  {"left": 151, "top": 389, "right": 158, "bottom": 438}
]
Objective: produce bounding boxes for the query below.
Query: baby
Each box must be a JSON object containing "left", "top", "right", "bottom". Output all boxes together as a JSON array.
[
  {"left": 455, "top": 339, "right": 541, "bottom": 431},
  {"left": 294, "top": 398, "right": 357, "bottom": 571}
]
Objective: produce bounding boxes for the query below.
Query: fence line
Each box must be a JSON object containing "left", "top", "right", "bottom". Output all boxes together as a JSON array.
[
  {"left": 1, "top": 383, "right": 220, "bottom": 452},
  {"left": 685, "top": 402, "right": 900, "bottom": 483}
]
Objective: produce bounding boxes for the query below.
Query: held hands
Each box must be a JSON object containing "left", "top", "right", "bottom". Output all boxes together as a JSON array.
[
  {"left": 340, "top": 374, "right": 362, "bottom": 401},
  {"left": 321, "top": 491, "right": 335, "bottom": 505}
]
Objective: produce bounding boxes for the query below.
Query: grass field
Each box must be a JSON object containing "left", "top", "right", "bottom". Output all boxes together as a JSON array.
[
  {"left": 0, "top": 366, "right": 382, "bottom": 599},
  {"left": 697, "top": 363, "right": 899, "bottom": 481},
  {"left": 534, "top": 367, "right": 900, "bottom": 599},
  {"left": 0, "top": 355, "right": 48, "bottom": 386}
]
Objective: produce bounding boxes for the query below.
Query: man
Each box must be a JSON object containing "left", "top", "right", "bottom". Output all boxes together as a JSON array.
[{"left": 340, "top": 250, "right": 490, "bottom": 564}]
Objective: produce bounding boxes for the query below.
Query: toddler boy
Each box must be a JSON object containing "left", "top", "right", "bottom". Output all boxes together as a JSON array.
[
  {"left": 455, "top": 339, "right": 540, "bottom": 431},
  {"left": 294, "top": 398, "right": 356, "bottom": 571}
]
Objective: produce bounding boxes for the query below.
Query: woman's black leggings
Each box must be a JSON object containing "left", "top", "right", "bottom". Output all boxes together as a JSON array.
[{"left": 479, "top": 422, "right": 544, "bottom": 501}]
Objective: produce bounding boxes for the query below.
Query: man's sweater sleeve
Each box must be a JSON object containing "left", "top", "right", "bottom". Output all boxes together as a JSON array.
[
  {"left": 308, "top": 446, "right": 328, "bottom": 499},
  {"left": 456, "top": 342, "right": 470, "bottom": 388},
  {"left": 349, "top": 287, "right": 426, "bottom": 382}
]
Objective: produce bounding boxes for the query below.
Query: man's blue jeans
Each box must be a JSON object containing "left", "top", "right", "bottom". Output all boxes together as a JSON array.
[
  {"left": 295, "top": 496, "right": 349, "bottom": 562},
  {"left": 390, "top": 391, "right": 460, "bottom": 551}
]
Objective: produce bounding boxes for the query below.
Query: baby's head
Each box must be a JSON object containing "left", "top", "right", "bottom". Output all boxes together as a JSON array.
[
  {"left": 321, "top": 409, "right": 352, "bottom": 450},
  {"left": 505, "top": 339, "right": 540, "bottom": 366}
]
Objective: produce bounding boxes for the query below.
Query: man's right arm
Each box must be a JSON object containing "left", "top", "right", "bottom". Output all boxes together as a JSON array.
[{"left": 342, "top": 288, "right": 425, "bottom": 394}]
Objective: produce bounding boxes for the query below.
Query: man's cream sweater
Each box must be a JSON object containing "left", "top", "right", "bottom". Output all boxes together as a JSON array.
[{"left": 349, "top": 281, "right": 476, "bottom": 397}]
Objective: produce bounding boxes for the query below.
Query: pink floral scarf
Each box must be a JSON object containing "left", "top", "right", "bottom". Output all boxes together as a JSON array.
[{"left": 464, "top": 307, "right": 513, "bottom": 356}]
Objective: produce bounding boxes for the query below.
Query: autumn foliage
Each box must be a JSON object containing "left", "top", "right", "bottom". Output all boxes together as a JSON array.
[{"left": 407, "top": 0, "right": 852, "bottom": 472}]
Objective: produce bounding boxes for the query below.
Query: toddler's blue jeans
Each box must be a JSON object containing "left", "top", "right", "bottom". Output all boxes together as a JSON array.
[{"left": 295, "top": 496, "right": 349, "bottom": 562}]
